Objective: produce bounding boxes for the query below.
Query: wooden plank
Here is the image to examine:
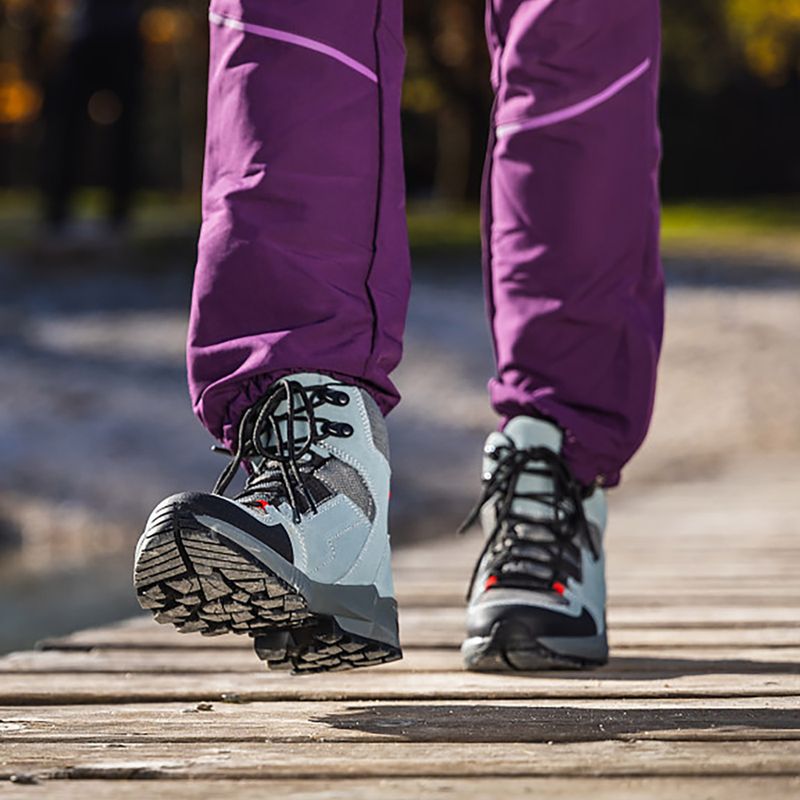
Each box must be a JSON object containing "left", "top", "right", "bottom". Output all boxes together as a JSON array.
[
  {"left": 397, "top": 560, "right": 800, "bottom": 581},
  {"left": 34, "top": 621, "right": 800, "bottom": 651},
  {"left": 395, "top": 571, "right": 800, "bottom": 587},
  {"left": 2, "top": 740, "right": 800, "bottom": 780},
  {"left": 398, "top": 552, "right": 800, "bottom": 569},
  {"left": 46, "top": 604, "right": 800, "bottom": 638},
  {"left": 2, "top": 698, "right": 799, "bottom": 744},
  {"left": 609, "top": 628, "right": 800, "bottom": 648},
  {"left": 405, "top": 541, "right": 800, "bottom": 556},
  {"left": 2, "top": 670, "right": 800, "bottom": 705},
  {"left": 3, "top": 646, "right": 800, "bottom": 676},
  {"left": 2, "top": 777, "right": 799, "bottom": 800},
  {"left": 396, "top": 587, "right": 800, "bottom": 608},
  {"left": 404, "top": 606, "right": 800, "bottom": 630},
  {"left": 394, "top": 537, "right": 800, "bottom": 564}
]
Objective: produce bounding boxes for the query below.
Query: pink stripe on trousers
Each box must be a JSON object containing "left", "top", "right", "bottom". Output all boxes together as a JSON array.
[
  {"left": 208, "top": 11, "right": 379, "bottom": 84},
  {"left": 496, "top": 58, "right": 652, "bottom": 138}
]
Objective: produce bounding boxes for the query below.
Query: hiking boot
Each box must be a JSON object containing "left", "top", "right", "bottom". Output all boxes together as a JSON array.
[
  {"left": 460, "top": 416, "right": 608, "bottom": 671},
  {"left": 133, "top": 373, "right": 401, "bottom": 674}
]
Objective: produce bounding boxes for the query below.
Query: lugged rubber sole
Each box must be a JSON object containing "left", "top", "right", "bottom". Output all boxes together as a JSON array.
[
  {"left": 462, "top": 619, "right": 608, "bottom": 672},
  {"left": 252, "top": 621, "right": 402, "bottom": 673},
  {"left": 133, "top": 501, "right": 402, "bottom": 674}
]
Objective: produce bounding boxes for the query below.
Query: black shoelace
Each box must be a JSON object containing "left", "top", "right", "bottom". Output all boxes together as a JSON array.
[
  {"left": 212, "top": 379, "right": 353, "bottom": 523},
  {"left": 459, "top": 443, "right": 596, "bottom": 599}
]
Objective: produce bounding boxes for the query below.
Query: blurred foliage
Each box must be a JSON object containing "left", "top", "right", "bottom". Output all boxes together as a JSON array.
[
  {"left": 403, "top": 1, "right": 490, "bottom": 200},
  {"left": 725, "top": 0, "right": 800, "bottom": 83},
  {"left": 407, "top": 197, "right": 800, "bottom": 262},
  {"left": 0, "top": 60, "right": 39, "bottom": 123},
  {"left": 0, "top": 0, "right": 798, "bottom": 203},
  {"left": 1, "top": 186, "right": 799, "bottom": 266},
  {"left": 660, "top": 1, "right": 800, "bottom": 90}
]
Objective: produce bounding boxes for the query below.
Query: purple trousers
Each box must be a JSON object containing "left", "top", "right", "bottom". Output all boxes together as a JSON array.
[{"left": 188, "top": 0, "right": 664, "bottom": 488}]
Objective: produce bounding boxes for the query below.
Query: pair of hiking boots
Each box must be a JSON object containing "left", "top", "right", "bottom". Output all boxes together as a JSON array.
[{"left": 134, "top": 373, "right": 608, "bottom": 674}]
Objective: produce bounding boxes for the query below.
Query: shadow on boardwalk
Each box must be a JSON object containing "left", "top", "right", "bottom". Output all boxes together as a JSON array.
[{"left": 313, "top": 703, "right": 800, "bottom": 742}]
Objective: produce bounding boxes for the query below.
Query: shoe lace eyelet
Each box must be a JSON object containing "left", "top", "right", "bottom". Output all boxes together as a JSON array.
[
  {"left": 321, "top": 421, "right": 353, "bottom": 438},
  {"left": 322, "top": 388, "right": 350, "bottom": 407}
]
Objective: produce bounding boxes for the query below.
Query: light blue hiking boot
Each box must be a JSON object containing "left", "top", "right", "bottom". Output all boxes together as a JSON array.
[
  {"left": 461, "top": 416, "right": 608, "bottom": 671},
  {"left": 134, "top": 373, "right": 401, "bottom": 674}
]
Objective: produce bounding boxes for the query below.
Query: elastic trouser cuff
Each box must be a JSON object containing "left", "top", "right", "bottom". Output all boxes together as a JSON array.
[
  {"left": 492, "top": 381, "right": 627, "bottom": 489},
  {"left": 200, "top": 369, "right": 398, "bottom": 451}
]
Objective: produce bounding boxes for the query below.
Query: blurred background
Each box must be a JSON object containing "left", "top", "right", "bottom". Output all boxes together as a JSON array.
[{"left": 0, "top": 0, "right": 798, "bottom": 653}]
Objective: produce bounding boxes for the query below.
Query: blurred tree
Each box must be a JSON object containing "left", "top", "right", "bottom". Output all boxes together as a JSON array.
[
  {"left": 40, "top": 0, "right": 146, "bottom": 230},
  {"left": 404, "top": 0, "right": 490, "bottom": 202},
  {"left": 662, "top": 0, "right": 736, "bottom": 93},
  {"left": 724, "top": 0, "right": 800, "bottom": 84},
  {"left": 137, "top": 2, "right": 206, "bottom": 195},
  {"left": 660, "top": 0, "right": 800, "bottom": 197},
  {"left": 0, "top": 1, "right": 799, "bottom": 204}
]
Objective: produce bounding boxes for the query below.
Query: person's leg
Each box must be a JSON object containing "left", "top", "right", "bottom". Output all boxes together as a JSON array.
[
  {"left": 188, "top": 0, "right": 411, "bottom": 451},
  {"left": 135, "top": 1, "right": 409, "bottom": 674},
  {"left": 105, "top": 31, "right": 143, "bottom": 229},
  {"left": 463, "top": 0, "right": 662, "bottom": 671},
  {"left": 484, "top": 0, "right": 663, "bottom": 488},
  {"left": 41, "top": 45, "right": 88, "bottom": 231}
]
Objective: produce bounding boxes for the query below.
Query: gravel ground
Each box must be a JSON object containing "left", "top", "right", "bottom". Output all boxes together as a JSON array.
[{"left": 1, "top": 253, "right": 798, "bottom": 651}]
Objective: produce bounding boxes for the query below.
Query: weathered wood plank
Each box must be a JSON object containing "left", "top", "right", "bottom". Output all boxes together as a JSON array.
[
  {"left": 2, "top": 698, "right": 799, "bottom": 744},
  {"left": 394, "top": 538, "right": 800, "bottom": 567},
  {"left": 397, "top": 589, "right": 800, "bottom": 608},
  {"left": 3, "top": 740, "right": 800, "bottom": 780},
  {"left": 34, "top": 620, "right": 800, "bottom": 652},
  {"left": 2, "top": 670, "right": 800, "bottom": 705},
  {"left": 20, "top": 604, "right": 800, "bottom": 651},
  {"left": 3, "top": 646, "right": 800, "bottom": 676},
  {"left": 39, "top": 603, "right": 800, "bottom": 641},
  {"left": 397, "top": 548, "right": 800, "bottom": 565},
  {"left": 399, "top": 606, "right": 800, "bottom": 628},
  {"left": 2, "top": 777, "right": 799, "bottom": 800},
  {"left": 394, "top": 573, "right": 800, "bottom": 607},
  {"left": 397, "top": 562, "right": 800, "bottom": 583}
]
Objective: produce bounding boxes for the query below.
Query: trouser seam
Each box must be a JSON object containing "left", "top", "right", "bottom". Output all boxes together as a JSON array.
[{"left": 361, "top": 0, "right": 384, "bottom": 377}]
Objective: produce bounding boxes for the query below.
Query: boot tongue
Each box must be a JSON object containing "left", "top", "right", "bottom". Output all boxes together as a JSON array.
[
  {"left": 252, "top": 373, "right": 329, "bottom": 469},
  {"left": 484, "top": 416, "right": 565, "bottom": 523},
  {"left": 503, "top": 416, "right": 563, "bottom": 452}
]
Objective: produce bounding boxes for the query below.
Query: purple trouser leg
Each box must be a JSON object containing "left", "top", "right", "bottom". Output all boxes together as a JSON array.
[
  {"left": 188, "top": 0, "right": 663, "bottom": 487},
  {"left": 187, "top": 1, "right": 410, "bottom": 448},
  {"left": 484, "top": 0, "right": 664, "bottom": 487}
]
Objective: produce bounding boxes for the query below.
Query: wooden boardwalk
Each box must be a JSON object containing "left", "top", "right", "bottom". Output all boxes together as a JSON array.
[{"left": 1, "top": 461, "right": 799, "bottom": 797}]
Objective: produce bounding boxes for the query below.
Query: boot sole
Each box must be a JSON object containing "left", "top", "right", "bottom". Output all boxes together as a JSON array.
[
  {"left": 133, "top": 499, "right": 402, "bottom": 674},
  {"left": 462, "top": 619, "right": 608, "bottom": 672}
]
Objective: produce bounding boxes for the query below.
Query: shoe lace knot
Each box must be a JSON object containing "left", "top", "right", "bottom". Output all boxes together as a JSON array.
[
  {"left": 459, "top": 442, "right": 597, "bottom": 599},
  {"left": 212, "top": 379, "right": 353, "bottom": 523}
]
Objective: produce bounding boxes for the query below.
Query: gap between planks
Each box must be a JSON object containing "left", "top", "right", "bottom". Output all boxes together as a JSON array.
[{"left": 0, "top": 777, "right": 798, "bottom": 800}]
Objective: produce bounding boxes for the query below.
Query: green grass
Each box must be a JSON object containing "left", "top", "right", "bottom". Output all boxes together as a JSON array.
[
  {"left": 406, "top": 198, "right": 800, "bottom": 263},
  {"left": 406, "top": 203, "right": 482, "bottom": 253},
  {"left": 0, "top": 190, "right": 798, "bottom": 264},
  {"left": 661, "top": 198, "right": 800, "bottom": 250}
]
